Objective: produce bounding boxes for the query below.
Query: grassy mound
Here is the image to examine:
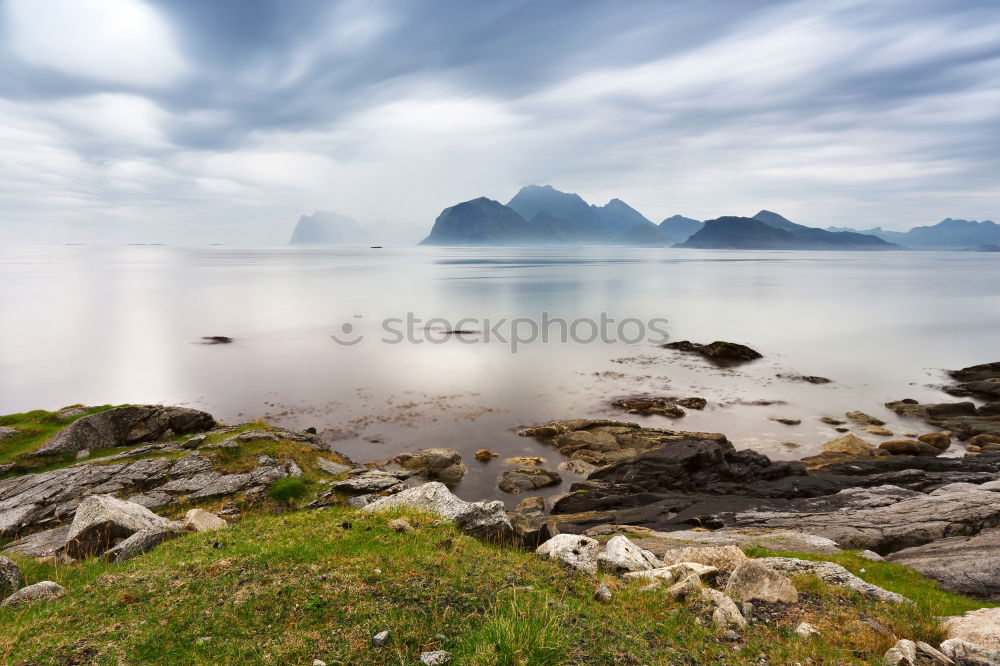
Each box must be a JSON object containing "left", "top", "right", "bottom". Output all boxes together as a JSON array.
[{"left": 2, "top": 506, "right": 992, "bottom": 665}]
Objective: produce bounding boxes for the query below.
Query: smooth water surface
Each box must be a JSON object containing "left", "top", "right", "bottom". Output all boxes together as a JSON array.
[{"left": 2, "top": 245, "right": 998, "bottom": 504}]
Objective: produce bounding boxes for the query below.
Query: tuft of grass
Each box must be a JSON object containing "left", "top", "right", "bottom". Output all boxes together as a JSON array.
[
  {"left": 268, "top": 477, "right": 307, "bottom": 504},
  {"left": 453, "top": 590, "right": 569, "bottom": 665}
]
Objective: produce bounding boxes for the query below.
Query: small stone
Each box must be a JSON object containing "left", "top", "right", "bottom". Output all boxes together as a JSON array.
[
  {"left": 845, "top": 411, "right": 885, "bottom": 426},
  {"left": 594, "top": 582, "right": 613, "bottom": 603},
  {"left": 372, "top": 631, "right": 389, "bottom": 647},
  {"left": 857, "top": 550, "right": 884, "bottom": 561},
  {"left": 388, "top": 519, "right": 414, "bottom": 533},
  {"left": 196, "top": 637, "right": 213, "bottom": 645},
  {"left": 419, "top": 651, "right": 452, "bottom": 665},
  {"left": 862, "top": 426, "right": 894, "bottom": 436},
  {"left": 183, "top": 509, "right": 228, "bottom": 532},
  {"left": 474, "top": 449, "right": 499, "bottom": 461},
  {"left": 666, "top": 574, "right": 702, "bottom": 599},
  {"left": 721, "top": 630, "right": 741, "bottom": 642},
  {"left": 795, "top": 622, "right": 820, "bottom": 638},
  {"left": 769, "top": 417, "right": 801, "bottom": 426},
  {"left": 313, "top": 661, "right": 327, "bottom": 666},
  {"left": 75, "top": 449, "right": 90, "bottom": 459}
]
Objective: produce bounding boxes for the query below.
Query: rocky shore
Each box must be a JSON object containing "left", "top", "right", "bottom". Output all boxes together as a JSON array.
[{"left": 3, "top": 358, "right": 1000, "bottom": 663}]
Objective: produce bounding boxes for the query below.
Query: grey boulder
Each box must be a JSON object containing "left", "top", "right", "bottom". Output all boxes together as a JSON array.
[
  {"left": 536, "top": 534, "right": 601, "bottom": 574},
  {"left": 1, "top": 580, "right": 64, "bottom": 607},
  {"left": 596, "top": 535, "right": 662, "bottom": 573},
  {"left": 103, "top": 527, "right": 182, "bottom": 563},
  {"left": 497, "top": 468, "right": 561, "bottom": 494},
  {"left": 0, "top": 555, "right": 23, "bottom": 601},
  {"left": 361, "top": 482, "right": 511, "bottom": 540},
  {"left": 724, "top": 560, "right": 798, "bottom": 603},
  {"left": 64, "top": 494, "right": 172, "bottom": 559},
  {"left": 940, "top": 638, "right": 1000, "bottom": 666},
  {"left": 32, "top": 405, "right": 215, "bottom": 457}
]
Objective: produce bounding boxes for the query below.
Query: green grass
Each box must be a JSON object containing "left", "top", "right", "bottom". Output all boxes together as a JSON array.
[
  {"left": 0, "top": 405, "right": 118, "bottom": 473},
  {"left": 2, "top": 506, "right": 992, "bottom": 665}
]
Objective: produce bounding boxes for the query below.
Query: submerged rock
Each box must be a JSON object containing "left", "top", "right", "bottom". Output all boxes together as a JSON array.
[
  {"left": 497, "top": 468, "right": 561, "bottom": 494},
  {"left": 393, "top": 448, "right": 467, "bottom": 484},
  {"left": 879, "top": 439, "right": 943, "bottom": 456},
  {"left": 845, "top": 411, "right": 886, "bottom": 426},
  {"left": 610, "top": 397, "right": 685, "bottom": 417},
  {"left": 663, "top": 340, "right": 762, "bottom": 364}
]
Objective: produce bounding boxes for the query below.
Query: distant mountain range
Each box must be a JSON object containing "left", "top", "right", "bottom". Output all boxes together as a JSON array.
[
  {"left": 291, "top": 188, "right": 998, "bottom": 251},
  {"left": 422, "top": 185, "right": 677, "bottom": 246},
  {"left": 420, "top": 187, "right": 897, "bottom": 249},
  {"left": 826, "top": 218, "right": 1000, "bottom": 250}
]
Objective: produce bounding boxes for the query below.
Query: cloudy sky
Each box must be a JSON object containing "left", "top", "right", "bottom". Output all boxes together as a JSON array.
[{"left": 1, "top": 0, "right": 998, "bottom": 244}]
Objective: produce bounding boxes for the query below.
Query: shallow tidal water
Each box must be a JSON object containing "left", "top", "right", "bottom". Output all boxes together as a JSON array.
[{"left": 1, "top": 245, "right": 998, "bottom": 505}]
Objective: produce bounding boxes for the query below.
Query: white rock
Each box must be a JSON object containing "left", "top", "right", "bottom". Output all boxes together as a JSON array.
[
  {"left": 857, "top": 550, "right": 885, "bottom": 561},
  {"left": 795, "top": 622, "right": 820, "bottom": 638},
  {"left": 183, "top": 509, "right": 228, "bottom": 532},
  {"left": 943, "top": 608, "right": 1000, "bottom": 650},
  {"left": 372, "top": 631, "right": 389, "bottom": 647},
  {"left": 535, "top": 534, "right": 601, "bottom": 574},
  {"left": 659, "top": 544, "right": 749, "bottom": 572},
  {"left": 362, "top": 482, "right": 511, "bottom": 540},
  {"left": 597, "top": 535, "right": 662, "bottom": 573},
  {"left": 701, "top": 588, "right": 747, "bottom": 628},
  {"left": 624, "top": 562, "right": 718, "bottom": 585},
  {"left": 940, "top": 638, "right": 1000, "bottom": 665},
  {"left": 419, "top": 651, "right": 452, "bottom": 665},
  {"left": 594, "top": 582, "right": 612, "bottom": 603}
]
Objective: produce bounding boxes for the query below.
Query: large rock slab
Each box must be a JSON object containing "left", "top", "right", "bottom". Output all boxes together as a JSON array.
[
  {"left": 888, "top": 529, "right": 1000, "bottom": 599},
  {"left": 32, "top": 405, "right": 215, "bottom": 457},
  {"left": 508, "top": 496, "right": 549, "bottom": 549},
  {"left": 64, "top": 495, "right": 172, "bottom": 559},
  {"left": 361, "top": 482, "right": 511, "bottom": 540},
  {"left": 940, "top": 638, "right": 1000, "bottom": 666},
  {"left": 729, "top": 485, "right": 1000, "bottom": 553},
  {"left": 2, "top": 526, "right": 70, "bottom": 558},
  {"left": 943, "top": 608, "right": 1000, "bottom": 650}
]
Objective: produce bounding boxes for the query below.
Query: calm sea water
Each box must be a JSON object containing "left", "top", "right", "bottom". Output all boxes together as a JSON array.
[{"left": 2, "top": 245, "right": 998, "bottom": 504}]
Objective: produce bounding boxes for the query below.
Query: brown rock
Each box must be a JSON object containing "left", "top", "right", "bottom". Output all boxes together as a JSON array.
[
  {"left": 822, "top": 433, "right": 876, "bottom": 456},
  {"left": 970, "top": 434, "right": 1000, "bottom": 447},
  {"left": 845, "top": 411, "right": 886, "bottom": 426},
  {"left": 474, "top": 449, "right": 499, "bottom": 461},
  {"left": 769, "top": 417, "right": 801, "bottom": 426},
  {"left": 917, "top": 432, "right": 951, "bottom": 451},
  {"left": 879, "top": 439, "right": 942, "bottom": 456},
  {"left": 863, "top": 426, "right": 894, "bottom": 436}
]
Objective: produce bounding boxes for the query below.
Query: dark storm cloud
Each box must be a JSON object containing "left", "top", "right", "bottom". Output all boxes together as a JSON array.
[{"left": 0, "top": 0, "right": 998, "bottom": 243}]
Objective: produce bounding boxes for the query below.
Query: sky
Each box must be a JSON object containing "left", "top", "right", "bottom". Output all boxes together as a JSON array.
[{"left": 1, "top": 0, "right": 999, "bottom": 244}]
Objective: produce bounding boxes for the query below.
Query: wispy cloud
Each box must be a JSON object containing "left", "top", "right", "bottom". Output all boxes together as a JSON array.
[{"left": 0, "top": 0, "right": 998, "bottom": 243}]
